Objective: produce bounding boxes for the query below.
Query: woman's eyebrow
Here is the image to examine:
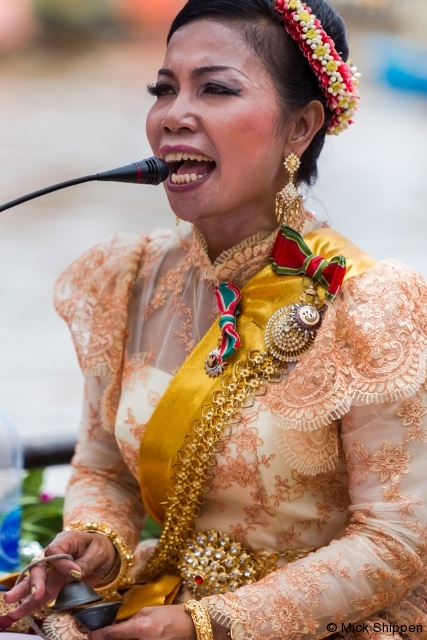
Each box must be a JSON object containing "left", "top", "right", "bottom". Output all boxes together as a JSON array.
[
  {"left": 191, "top": 65, "right": 241, "bottom": 78},
  {"left": 157, "top": 65, "right": 247, "bottom": 79},
  {"left": 157, "top": 68, "right": 175, "bottom": 78}
]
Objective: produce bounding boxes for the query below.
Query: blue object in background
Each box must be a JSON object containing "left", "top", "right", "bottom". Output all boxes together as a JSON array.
[
  {"left": 0, "top": 506, "right": 22, "bottom": 570},
  {"left": 0, "top": 411, "right": 23, "bottom": 572},
  {"left": 364, "top": 33, "right": 427, "bottom": 95},
  {"left": 385, "top": 63, "right": 427, "bottom": 94}
]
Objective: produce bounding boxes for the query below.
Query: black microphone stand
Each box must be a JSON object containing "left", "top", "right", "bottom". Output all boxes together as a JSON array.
[
  {"left": 0, "top": 175, "right": 98, "bottom": 213},
  {"left": 0, "top": 157, "right": 169, "bottom": 213}
]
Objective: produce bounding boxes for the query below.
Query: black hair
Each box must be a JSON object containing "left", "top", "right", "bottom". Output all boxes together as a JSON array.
[{"left": 167, "top": 0, "right": 349, "bottom": 186}]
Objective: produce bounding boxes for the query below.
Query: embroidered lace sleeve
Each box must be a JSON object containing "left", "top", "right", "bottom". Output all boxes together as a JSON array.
[
  {"left": 63, "top": 374, "right": 145, "bottom": 551},
  {"left": 54, "top": 233, "right": 150, "bottom": 431},
  {"left": 55, "top": 233, "right": 150, "bottom": 550},
  {"left": 204, "top": 261, "right": 427, "bottom": 640}
]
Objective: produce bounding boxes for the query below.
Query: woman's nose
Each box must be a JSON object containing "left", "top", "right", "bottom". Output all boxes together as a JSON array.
[{"left": 161, "top": 95, "right": 199, "bottom": 134}]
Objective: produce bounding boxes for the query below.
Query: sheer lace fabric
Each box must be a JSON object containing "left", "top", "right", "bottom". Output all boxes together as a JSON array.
[
  {"left": 205, "top": 394, "right": 427, "bottom": 640},
  {"left": 53, "top": 219, "right": 427, "bottom": 640}
]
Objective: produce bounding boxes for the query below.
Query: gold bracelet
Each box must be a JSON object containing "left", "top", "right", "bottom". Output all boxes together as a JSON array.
[
  {"left": 64, "top": 521, "right": 134, "bottom": 599},
  {"left": 183, "top": 600, "right": 214, "bottom": 640}
]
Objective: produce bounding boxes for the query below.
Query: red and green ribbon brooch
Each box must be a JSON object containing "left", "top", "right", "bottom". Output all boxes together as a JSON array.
[
  {"left": 270, "top": 225, "right": 346, "bottom": 301},
  {"left": 204, "top": 281, "right": 242, "bottom": 377},
  {"left": 266, "top": 224, "right": 347, "bottom": 362},
  {"left": 204, "top": 225, "right": 347, "bottom": 375}
]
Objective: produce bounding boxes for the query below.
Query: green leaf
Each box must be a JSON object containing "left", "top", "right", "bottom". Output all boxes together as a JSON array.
[
  {"left": 22, "top": 469, "right": 44, "bottom": 498},
  {"left": 21, "top": 468, "right": 65, "bottom": 547},
  {"left": 141, "top": 516, "right": 162, "bottom": 541},
  {"left": 20, "top": 496, "right": 40, "bottom": 507},
  {"left": 21, "top": 516, "right": 64, "bottom": 547}
]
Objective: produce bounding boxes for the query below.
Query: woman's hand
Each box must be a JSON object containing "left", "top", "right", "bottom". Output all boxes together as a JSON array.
[
  {"left": 4, "top": 530, "right": 116, "bottom": 620},
  {"left": 89, "top": 605, "right": 228, "bottom": 640}
]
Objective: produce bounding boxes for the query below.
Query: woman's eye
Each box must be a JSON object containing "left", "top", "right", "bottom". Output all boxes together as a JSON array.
[
  {"left": 203, "top": 83, "right": 240, "bottom": 95},
  {"left": 147, "top": 83, "right": 175, "bottom": 97},
  {"left": 146, "top": 82, "right": 240, "bottom": 97}
]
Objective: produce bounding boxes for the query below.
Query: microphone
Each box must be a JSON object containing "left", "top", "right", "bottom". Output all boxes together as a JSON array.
[
  {"left": 97, "top": 157, "right": 169, "bottom": 185},
  {"left": 0, "top": 157, "right": 169, "bottom": 213}
]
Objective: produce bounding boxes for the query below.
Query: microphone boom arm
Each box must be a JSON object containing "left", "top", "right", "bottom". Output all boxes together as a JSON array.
[
  {"left": 0, "top": 175, "right": 98, "bottom": 213},
  {"left": 0, "top": 157, "right": 169, "bottom": 213}
]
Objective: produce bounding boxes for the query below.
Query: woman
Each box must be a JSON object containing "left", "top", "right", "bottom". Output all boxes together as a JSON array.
[{"left": 3, "top": 0, "right": 427, "bottom": 639}]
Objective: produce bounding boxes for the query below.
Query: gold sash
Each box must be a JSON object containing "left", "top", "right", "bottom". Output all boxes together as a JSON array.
[
  {"left": 138, "top": 227, "right": 374, "bottom": 522},
  {"left": 120, "top": 228, "right": 375, "bottom": 618}
]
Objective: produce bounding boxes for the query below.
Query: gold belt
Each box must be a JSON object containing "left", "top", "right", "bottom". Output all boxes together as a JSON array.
[{"left": 178, "top": 529, "right": 315, "bottom": 598}]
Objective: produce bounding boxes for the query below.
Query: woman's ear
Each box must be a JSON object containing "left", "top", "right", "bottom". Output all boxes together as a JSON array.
[{"left": 284, "top": 100, "right": 325, "bottom": 159}]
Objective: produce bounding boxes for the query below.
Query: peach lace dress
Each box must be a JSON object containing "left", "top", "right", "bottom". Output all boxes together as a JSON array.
[{"left": 4, "top": 213, "right": 427, "bottom": 640}]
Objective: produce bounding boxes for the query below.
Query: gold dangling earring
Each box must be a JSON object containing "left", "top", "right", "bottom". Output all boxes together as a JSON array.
[
  {"left": 175, "top": 216, "right": 180, "bottom": 226},
  {"left": 275, "top": 153, "right": 302, "bottom": 228}
]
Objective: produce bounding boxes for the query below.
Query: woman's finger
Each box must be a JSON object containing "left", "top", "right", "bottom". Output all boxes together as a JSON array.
[
  {"left": 45, "top": 532, "right": 114, "bottom": 580},
  {"left": 3, "top": 575, "right": 30, "bottom": 604},
  {"left": 8, "top": 594, "right": 48, "bottom": 620},
  {"left": 28, "top": 563, "right": 49, "bottom": 601},
  {"left": 89, "top": 618, "right": 143, "bottom": 640},
  {"left": 89, "top": 605, "right": 197, "bottom": 640},
  {"left": 44, "top": 536, "right": 86, "bottom": 578},
  {"left": 9, "top": 570, "right": 67, "bottom": 620},
  {"left": 5, "top": 554, "right": 80, "bottom": 605},
  {"left": 70, "top": 537, "right": 114, "bottom": 583}
]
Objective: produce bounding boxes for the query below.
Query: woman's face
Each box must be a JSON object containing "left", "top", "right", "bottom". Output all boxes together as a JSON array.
[{"left": 146, "top": 19, "right": 292, "bottom": 226}]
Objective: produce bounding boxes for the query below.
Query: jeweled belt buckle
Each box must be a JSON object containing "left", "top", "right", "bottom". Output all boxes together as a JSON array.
[
  {"left": 178, "top": 529, "right": 314, "bottom": 598},
  {"left": 178, "top": 530, "right": 257, "bottom": 598}
]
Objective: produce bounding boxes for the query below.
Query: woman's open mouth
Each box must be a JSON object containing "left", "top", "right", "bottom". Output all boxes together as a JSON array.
[{"left": 164, "top": 152, "right": 216, "bottom": 185}]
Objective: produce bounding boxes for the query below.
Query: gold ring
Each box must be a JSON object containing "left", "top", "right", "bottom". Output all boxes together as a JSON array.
[
  {"left": 31, "top": 553, "right": 45, "bottom": 564},
  {"left": 31, "top": 554, "right": 55, "bottom": 575}
]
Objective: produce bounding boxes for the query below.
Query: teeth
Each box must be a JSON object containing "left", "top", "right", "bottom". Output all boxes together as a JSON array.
[
  {"left": 171, "top": 172, "right": 209, "bottom": 184},
  {"left": 165, "top": 152, "right": 213, "bottom": 163}
]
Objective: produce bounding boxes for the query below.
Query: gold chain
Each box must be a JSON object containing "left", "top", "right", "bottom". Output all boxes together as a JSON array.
[{"left": 141, "top": 350, "right": 283, "bottom": 582}]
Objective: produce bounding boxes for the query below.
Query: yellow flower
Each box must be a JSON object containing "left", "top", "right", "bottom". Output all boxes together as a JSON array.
[
  {"left": 326, "top": 60, "right": 338, "bottom": 72},
  {"left": 315, "top": 45, "right": 327, "bottom": 57},
  {"left": 306, "top": 29, "right": 318, "bottom": 39},
  {"left": 289, "top": 0, "right": 299, "bottom": 9},
  {"left": 298, "top": 11, "right": 311, "bottom": 22},
  {"left": 331, "top": 82, "right": 343, "bottom": 92}
]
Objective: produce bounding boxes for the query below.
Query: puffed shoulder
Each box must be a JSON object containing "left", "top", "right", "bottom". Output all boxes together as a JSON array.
[
  {"left": 54, "top": 230, "right": 173, "bottom": 430},
  {"left": 270, "top": 260, "right": 427, "bottom": 432}
]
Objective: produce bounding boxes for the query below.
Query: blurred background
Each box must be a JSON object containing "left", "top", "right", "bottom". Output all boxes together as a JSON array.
[{"left": 0, "top": 0, "right": 426, "bottom": 495}]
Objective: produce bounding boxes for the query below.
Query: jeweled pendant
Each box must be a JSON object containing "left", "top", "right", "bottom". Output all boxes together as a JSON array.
[
  {"left": 205, "top": 348, "right": 228, "bottom": 377},
  {"left": 264, "top": 301, "right": 323, "bottom": 362}
]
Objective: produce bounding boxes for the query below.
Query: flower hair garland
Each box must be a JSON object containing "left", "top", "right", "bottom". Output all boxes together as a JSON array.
[{"left": 275, "top": 0, "right": 361, "bottom": 135}]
